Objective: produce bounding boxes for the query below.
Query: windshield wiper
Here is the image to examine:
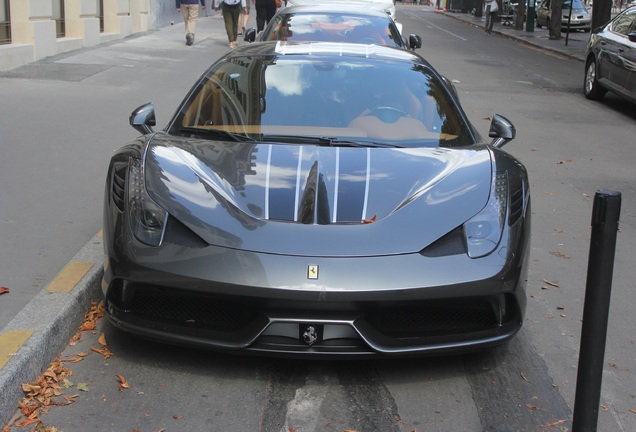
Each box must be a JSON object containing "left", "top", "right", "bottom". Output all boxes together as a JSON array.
[
  {"left": 179, "top": 127, "right": 256, "bottom": 142},
  {"left": 262, "top": 135, "right": 402, "bottom": 148}
]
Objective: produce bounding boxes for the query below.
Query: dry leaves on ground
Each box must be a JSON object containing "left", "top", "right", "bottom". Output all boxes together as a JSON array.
[
  {"left": 116, "top": 374, "right": 130, "bottom": 391},
  {"left": 5, "top": 303, "right": 107, "bottom": 432},
  {"left": 4, "top": 359, "right": 73, "bottom": 431}
]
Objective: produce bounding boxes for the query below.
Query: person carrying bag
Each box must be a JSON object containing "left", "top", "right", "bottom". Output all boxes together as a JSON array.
[{"left": 220, "top": 0, "right": 247, "bottom": 48}]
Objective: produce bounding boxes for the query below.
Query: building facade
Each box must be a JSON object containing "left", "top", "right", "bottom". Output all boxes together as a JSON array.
[{"left": 0, "top": 0, "right": 187, "bottom": 71}]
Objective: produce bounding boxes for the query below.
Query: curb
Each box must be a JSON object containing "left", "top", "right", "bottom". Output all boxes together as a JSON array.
[
  {"left": 0, "top": 233, "right": 104, "bottom": 426},
  {"left": 441, "top": 11, "right": 586, "bottom": 62}
]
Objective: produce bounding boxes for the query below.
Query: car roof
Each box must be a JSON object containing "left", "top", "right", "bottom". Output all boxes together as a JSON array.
[
  {"left": 277, "top": 3, "right": 393, "bottom": 18},
  {"left": 226, "top": 41, "right": 425, "bottom": 63}
]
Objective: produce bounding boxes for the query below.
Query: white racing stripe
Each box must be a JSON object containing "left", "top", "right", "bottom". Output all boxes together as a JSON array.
[
  {"left": 294, "top": 146, "right": 303, "bottom": 222},
  {"left": 361, "top": 147, "right": 370, "bottom": 221}
]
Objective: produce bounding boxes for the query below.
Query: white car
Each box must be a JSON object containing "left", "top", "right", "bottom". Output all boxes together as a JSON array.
[{"left": 287, "top": 0, "right": 401, "bottom": 32}]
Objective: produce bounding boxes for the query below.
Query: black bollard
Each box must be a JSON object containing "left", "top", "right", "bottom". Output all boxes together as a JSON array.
[{"left": 572, "top": 190, "right": 621, "bottom": 432}]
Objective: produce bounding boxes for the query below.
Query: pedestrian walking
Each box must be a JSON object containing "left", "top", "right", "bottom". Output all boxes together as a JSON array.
[
  {"left": 221, "top": 0, "right": 247, "bottom": 48},
  {"left": 237, "top": 1, "right": 250, "bottom": 36},
  {"left": 254, "top": 0, "right": 277, "bottom": 33},
  {"left": 484, "top": 0, "right": 498, "bottom": 34},
  {"left": 176, "top": 0, "right": 205, "bottom": 46}
]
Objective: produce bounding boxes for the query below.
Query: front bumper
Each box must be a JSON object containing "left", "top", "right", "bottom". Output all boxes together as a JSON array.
[{"left": 103, "top": 230, "right": 528, "bottom": 358}]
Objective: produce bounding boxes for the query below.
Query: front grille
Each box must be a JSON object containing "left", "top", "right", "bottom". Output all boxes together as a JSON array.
[
  {"left": 124, "top": 284, "right": 261, "bottom": 332},
  {"left": 364, "top": 298, "right": 498, "bottom": 338}
]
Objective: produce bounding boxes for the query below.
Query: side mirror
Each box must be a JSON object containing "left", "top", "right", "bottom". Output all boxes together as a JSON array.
[
  {"left": 130, "top": 103, "right": 156, "bottom": 135},
  {"left": 244, "top": 28, "right": 257, "bottom": 42},
  {"left": 409, "top": 34, "right": 422, "bottom": 50},
  {"left": 628, "top": 32, "right": 636, "bottom": 43},
  {"left": 488, "top": 114, "right": 516, "bottom": 148}
]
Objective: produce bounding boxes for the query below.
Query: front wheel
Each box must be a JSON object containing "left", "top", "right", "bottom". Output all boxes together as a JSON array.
[{"left": 583, "top": 58, "right": 607, "bottom": 100}]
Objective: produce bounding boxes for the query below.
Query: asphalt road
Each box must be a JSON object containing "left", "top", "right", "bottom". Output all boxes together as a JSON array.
[{"left": 2, "top": 5, "right": 636, "bottom": 432}]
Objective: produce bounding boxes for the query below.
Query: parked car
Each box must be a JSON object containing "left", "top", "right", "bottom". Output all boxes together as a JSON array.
[
  {"left": 584, "top": 6, "right": 636, "bottom": 103},
  {"left": 244, "top": 4, "right": 422, "bottom": 50},
  {"left": 103, "top": 41, "right": 531, "bottom": 358},
  {"left": 289, "top": 0, "right": 397, "bottom": 22},
  {"left": 536, "top": 0, "right": 591, "bottom": 31}
]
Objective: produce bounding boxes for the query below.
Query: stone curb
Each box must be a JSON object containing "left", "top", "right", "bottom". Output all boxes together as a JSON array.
[{"left": 0, "top": 233, "right": 103, "bottom": 426}]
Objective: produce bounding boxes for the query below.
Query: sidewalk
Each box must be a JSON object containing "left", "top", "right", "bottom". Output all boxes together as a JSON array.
[{"left": 440, "top": 8, "right": 589, "bottom": 62}]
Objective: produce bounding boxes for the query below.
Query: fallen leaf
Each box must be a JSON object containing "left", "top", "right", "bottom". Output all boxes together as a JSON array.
[
  {"left": 629, "top": 409, "right": 636, "bottom": 414},
  {"left": 116, "top": 374, "right": 130, "bottom": 391},
  {"left": 543, "top": 279, "right": 559, "bottom": 287},
  {"left": 90, "top": 346, "right": 113, "bottom": 359},
  {"left": 608, "top": 362, "right": 628, "bottom": 371},
  {"left": 560, "top": 314, "right": 567, "bottom": 318},
  {"left": 0, "top": 287, "right": 9, "bottom": 295},
  {"left": 173, "top": 415, "right": 183, "bottom": 420},
  {"left": 549, "top": 251, "right": 571, "bottom": 259},
  {"left": 520, "top": 371, "right": 531, "bottom": 383},
  {"left": 600, "top": 404, "right": 608, "bottom": 412},
  {"left": 556, "top": 306, "right": 565, "bottom": 310},
  {"left": 76, "top": 383, "right": 89, "bottom": 392},
  {"left": 541, "top": 419, "right": 567, "bottom": 428},
  {"left": 362, "top": 214, "right": 377, "bottom": 224},
  {"left": 525, "top": 404, "right": 540, "bottom": 410},
  {"left": 98, "top": 333, "right": 107, "bottom": 347}
]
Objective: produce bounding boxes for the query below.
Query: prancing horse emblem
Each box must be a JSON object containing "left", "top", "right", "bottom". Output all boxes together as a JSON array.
[
  {"left": 303, "top": 325, "right": 318, "bottom": 346},
  {"left": 307, "top": 264, "right": 319, "bottom": 280}
]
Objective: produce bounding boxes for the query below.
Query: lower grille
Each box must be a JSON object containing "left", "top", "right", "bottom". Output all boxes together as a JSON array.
[
  {"left": 125, "top": 284, "right": 261, "bottom": 332},
  {"left": 364, "top": 298, "right": 499, "bottom": 338}
]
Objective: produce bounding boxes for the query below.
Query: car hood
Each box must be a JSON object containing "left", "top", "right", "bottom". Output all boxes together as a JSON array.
[{"left": 144, "top": 134, "right": 493, "bottom": 256}]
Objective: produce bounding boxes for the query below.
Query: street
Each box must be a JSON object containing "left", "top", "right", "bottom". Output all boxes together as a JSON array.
[{"left": 2, "top": 5, "right": 636, "bottom": 431}]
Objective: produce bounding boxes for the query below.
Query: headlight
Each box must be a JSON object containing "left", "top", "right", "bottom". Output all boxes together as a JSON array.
[
  {"left": 463, "top": 171, "right": 507, "bottom": 258},
  {"left": 128, "top": 157, "right": 168, "bottom": 247}
]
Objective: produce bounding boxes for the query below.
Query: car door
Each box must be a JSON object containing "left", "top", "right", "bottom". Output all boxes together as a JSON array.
[
  {"left": 537, "top": 0, "right": 550, "bottom": 26},
  {"left": 605, "top": 9, "right": 636, "bottom": 99}
]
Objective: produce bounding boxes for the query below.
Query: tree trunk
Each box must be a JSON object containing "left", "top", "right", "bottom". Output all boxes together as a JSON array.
[
  {"left": 475, "top": 0, "right": 484, "bottom": 17},
  {"left": 515, "top": 0, "right": 526, "bottom": 30},
  {"left": 549, "top": 0, "right": 563, "bottom": 39}
]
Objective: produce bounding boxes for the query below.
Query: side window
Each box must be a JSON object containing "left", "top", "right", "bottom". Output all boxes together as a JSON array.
[{"left": 612, "top": 11, "right": 636, "bottom": 35}]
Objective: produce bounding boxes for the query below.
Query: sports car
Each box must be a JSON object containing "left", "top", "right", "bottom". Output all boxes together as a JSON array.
[
  {"left": 102, "top": 41, "right": 531, "bottom": 358},
  {"left": 244, "top": 4, "right": 422, "bottom": 50}
]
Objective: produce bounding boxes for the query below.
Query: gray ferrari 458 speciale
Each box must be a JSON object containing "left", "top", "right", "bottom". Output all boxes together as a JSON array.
[{"left": 102, "top": 41, "right": 531, "bottom": 358}]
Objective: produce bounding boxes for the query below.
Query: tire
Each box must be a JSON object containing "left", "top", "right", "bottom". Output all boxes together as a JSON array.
[{"left": 584, "top": 57, "right": 607, "bottom": 100}]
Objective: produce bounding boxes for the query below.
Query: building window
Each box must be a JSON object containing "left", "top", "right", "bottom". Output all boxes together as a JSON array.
[
  {"left": 53, "top": 0, "right": 65, "bottom": 37},
  {"left": 0, "top": 0, "right": 10, "bottom": 44}
]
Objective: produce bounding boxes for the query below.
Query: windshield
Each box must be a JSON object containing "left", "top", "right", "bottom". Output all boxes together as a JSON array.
[
  {"left": 262, "top": 13, "right": 403, "bottom": 46},
  {"left": 169, "top": 52, "right": 476, "bottom": 148},
  {"left": 563, "top": 0, "right": 587, "bottom": 9}
]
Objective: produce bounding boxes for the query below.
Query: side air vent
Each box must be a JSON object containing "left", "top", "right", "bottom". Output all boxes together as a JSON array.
[
  {"left": 508, "top": 175, "right": 524, "bottom": 226},
  {"left": 111, "top": 162, "right": 128, "bottom": 212},
  {"left": 420, "top": 226, "right": 467, "bottom": 257}
]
